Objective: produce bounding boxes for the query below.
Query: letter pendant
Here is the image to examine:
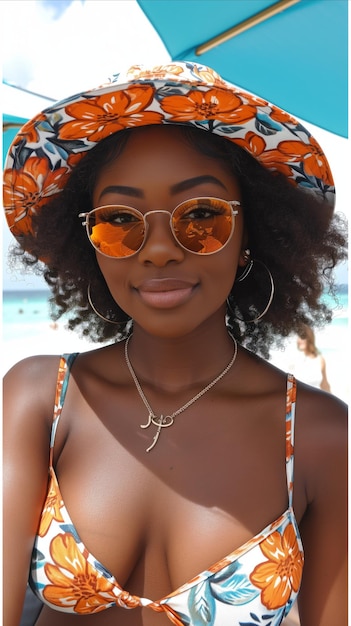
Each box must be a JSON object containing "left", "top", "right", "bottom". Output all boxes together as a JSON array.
[
  {"left": 140, "top": 413, "right": 153, "bottom": 429},
  {"left": 140, "top": 414, "right": 175, "bottom": 452},
  {"left": 146, "top": 416, "right": 164, "bottom": 453}
]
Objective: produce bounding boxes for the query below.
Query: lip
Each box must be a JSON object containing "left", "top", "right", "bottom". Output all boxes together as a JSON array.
[{"left": 136, "top": 278, "right": 197, "bottom": 309}]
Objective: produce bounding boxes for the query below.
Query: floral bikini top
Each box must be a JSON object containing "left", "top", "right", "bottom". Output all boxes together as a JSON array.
[{"left": 29, "top": 354, "right": 304, "bottom": 624}]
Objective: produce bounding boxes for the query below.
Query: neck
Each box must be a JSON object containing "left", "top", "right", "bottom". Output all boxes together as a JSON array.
[{"left": 126, "top": 320, "right": 236, "bottom": 393}]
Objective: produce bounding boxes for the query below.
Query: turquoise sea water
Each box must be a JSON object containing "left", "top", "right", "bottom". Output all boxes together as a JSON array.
[
  {"left": 3, "top": 289, "right": 55, "bottom": 341},
  {"left": 3, "top": 285, "right": 348, "bottom": 343}
]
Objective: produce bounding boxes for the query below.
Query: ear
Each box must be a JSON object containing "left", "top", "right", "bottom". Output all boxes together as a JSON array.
[
  {"left": 238, "top": 247, "right": 251, "bottom": 268},
  {"left": 238, "top": 227, "right": 250, "bottom": 267}
]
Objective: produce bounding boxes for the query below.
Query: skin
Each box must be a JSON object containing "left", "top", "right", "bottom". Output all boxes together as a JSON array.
[{"left": 3, "top": 126, "right": 347, "bottom": 625}]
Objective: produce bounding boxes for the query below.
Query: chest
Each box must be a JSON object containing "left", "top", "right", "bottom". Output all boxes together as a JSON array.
[{"left": 52, "top": 391, "right": 291, "bottom": 594}]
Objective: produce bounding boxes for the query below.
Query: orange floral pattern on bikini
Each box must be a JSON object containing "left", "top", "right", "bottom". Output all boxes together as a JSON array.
[
  {"left": 38, "top": 474, "right": 65, "bottom": 537},
  {"left": 43, "top": 533, "right": 122, "bottom": 613},
  {"left": 250, "top": 523, "right": 304, "bottom": 610}
]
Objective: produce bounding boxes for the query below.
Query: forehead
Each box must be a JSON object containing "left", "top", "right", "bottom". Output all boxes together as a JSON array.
[{"left": 93, "top": 125, "right": 239, "bottom": 193}]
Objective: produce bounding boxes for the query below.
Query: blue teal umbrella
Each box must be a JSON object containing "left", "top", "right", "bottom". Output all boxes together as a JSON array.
[
  {"left": 3, "top": 114, "right": 28, "bottom": 167},
  {"left": 2, "top": 82, "right": 55, "bottom": 166},
  {"left": 137, "top": 0, "right": 348, "bottom": 137}
]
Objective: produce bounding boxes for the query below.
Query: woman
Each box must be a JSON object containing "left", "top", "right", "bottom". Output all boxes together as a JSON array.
[
  {"left": 3, "top": 62, "right": 347, "bottom": 626},
  {"left": 291, "top": 324, "right": 331, "bottom": 392}
]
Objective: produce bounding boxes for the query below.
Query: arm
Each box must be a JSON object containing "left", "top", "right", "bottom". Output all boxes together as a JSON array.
[
  {"left": 319, "top": 355, "right": 331, "bottom": 392},
  {"left": 297, "top": 393, "right": 347, "bottom": 625},
  {"left": 3, "top": 356, "right": 60, "bottom": 625}
]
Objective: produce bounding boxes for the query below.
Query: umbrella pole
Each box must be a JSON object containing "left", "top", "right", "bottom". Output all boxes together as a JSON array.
[{"left": 196, "top": 0, "right": 301, "bottom": 55}]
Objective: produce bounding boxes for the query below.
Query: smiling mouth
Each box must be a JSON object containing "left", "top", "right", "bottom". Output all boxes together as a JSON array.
[{"left": 136, "top": 278, "right": 197, "bottom": 309}]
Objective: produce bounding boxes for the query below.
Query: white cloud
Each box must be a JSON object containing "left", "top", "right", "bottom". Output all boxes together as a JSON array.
[{"left": 2, "top": 0, "right": 171, "bottom": 101}]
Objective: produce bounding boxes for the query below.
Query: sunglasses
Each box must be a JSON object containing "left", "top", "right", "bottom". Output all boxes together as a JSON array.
[{"left": 79, "top": 197, "right": 240, "bottom": 259}]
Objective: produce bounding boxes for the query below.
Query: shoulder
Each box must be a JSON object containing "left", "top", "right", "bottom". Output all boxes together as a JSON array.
[
  {"left": 318, "top": 353, "right": 327, "bottom": 367},
  {"left": 293, "top": 383, "right": 347, "bottom": 501},
  {"left": 295, "top": 382, "right": 347, "bottom": 438},
  {"left": 3, "top": 356, "right": 68, "bottom": 495},
  {"left": 295, "top": 385, "right": 347, "bottom": 622},
  {"left": 4, "top": 354, "right": 68, "bottom": 429},
  {"left": 4, "top": 353, "right": 64, "bottom": 388}
]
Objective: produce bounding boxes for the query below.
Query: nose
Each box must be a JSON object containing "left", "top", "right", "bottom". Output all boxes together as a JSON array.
[{"left": 137, "top": 211, "right": 185, "bottom": 266}]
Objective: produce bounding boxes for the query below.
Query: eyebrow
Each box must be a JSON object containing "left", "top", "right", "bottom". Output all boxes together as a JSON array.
[
  {"left": 97, "top": 176, "right": 228, "bottom": 201},
  {"left": 170, "top": 175, "right": 228, "bottom": 194},
  {"left": 98, "top": 185, "right": 144, "bottom": 201}
]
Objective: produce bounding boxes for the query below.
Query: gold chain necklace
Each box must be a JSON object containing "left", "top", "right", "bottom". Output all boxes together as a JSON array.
[{"left": 124, "top": 334, "right": 238, "bottom": 452}]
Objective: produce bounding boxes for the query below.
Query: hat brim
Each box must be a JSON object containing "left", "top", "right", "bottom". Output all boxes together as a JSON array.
[{"left": 3, "top": 62, "right": 335, "bottom": 239}]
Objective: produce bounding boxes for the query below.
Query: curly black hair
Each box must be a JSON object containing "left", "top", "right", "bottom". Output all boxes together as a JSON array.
[{"left": 9, "top": 125, "right": 347, "bottom": 357}]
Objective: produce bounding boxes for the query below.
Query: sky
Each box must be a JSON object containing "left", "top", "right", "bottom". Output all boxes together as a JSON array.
[{"left": 1, "top": 0, "right": 349, "bottom": 290}]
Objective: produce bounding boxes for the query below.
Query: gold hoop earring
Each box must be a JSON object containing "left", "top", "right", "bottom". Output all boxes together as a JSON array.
[
  {"left": 87, "top": 283, "right": 129, "bottom": 325},
  {"left": 236, "top": 260, "right": 254, "bottom": 283},
  {"left": 236, "top": 249, "right": 253, "bottom": 283},
  {"left": 228, "top": 259, "right": 275, "bottom": 323}
]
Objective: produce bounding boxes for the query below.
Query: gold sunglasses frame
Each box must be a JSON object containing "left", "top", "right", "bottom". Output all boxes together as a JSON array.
[{"left": 79, "top": 197, "right": 240, "bottom": 259}]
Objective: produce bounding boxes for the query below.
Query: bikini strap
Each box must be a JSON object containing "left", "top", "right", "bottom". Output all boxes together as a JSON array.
[
  {"left": 285, "top": 373, "right": 297, "bottom": 509},
  {"left": 49, "top": 353, "right": 79, "bottom": 468}
]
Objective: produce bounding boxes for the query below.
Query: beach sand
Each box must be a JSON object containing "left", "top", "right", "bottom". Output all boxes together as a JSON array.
[{"left": 3, "top": 322, "right": 105, "bottom": 374}]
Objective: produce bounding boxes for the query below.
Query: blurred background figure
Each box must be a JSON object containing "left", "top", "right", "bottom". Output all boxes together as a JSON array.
[{"left": 290, "top": 324, "right": 331, "bottom": 392}]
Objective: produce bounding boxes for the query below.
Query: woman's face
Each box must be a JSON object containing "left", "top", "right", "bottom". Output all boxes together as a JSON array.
[
  {"left": 92, "top": 125, "right": 246, "bottom": 338},
  {"left": 297, "top": 337, "right": 307, "bottom": 352}
]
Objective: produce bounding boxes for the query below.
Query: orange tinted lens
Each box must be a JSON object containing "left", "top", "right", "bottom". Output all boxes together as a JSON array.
[
  {"left": 89, "top": 206, "right": 145, "bottom": 257},
  {"left": 173, "top": 199, "right": 233, "bottom": 253}
]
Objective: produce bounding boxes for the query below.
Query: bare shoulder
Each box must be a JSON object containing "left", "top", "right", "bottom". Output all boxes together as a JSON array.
[
  {"left": 4, "top": 353, "right": 63, "bottom": 377},
  {"left": 293, "top": 387, "right": 347, "bottom": 623},
  {"left": 295, "top": 383, "right": 347, "bottom": 445},
  {"left": 3, "top": 345, "right": 123, "bottom": 421},
  {"left": 293, "top": 383, "right": 347, "bottom": 503},
  {"left": 241, "top": 351, "right": 347, "bottom": 494},
  {"left": 4, "top": 354, "right": 64, "bottom": 429},
  {"left": 4, "top": 353, "right": 63, "bottom": 390}
]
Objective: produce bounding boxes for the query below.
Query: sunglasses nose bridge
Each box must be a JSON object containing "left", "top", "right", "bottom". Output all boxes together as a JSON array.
[
  {"left": 142, "top": 209, "right": 174, "bottom": 240},
  {"left": 143, "top": 209, "right": 173, "bottom": 223}
]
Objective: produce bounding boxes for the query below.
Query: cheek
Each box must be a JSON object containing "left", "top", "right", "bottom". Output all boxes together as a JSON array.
[
  {"left": 202, "top": 242, "right": 241, "bottom": 300},
  {"left": 96, "top": 254, "right": 128, "bottom": 301},
  {"left": 217, "top": 225, "right": 244, "bottom": 286}
]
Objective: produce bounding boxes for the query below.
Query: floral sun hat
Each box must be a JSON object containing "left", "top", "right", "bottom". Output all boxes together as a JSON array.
[{"left": 3, "top": 61, "right": 334, "bottom": 242}]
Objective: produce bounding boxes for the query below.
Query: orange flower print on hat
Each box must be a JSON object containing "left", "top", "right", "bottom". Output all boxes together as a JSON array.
[
  {"left": 10, "top": 113, "right": 48, "bottom": 147},
  {"left": 127, "top": 63, "right": 184, "bottom": 81},
  {"left": 58, "top": 86, "right": 164, "bottom": 143},
  {"left": 234, "top": 131, "right": 267, "bottom": 158},
  {"left": 3, "top": 62, "right": 335, "bottom": 241},
  {"left": 250, "top": 523, "right": 304, "bottom": 610},
  {"left": 277, "top": 137, "right": 334, "bottom": 186},
  {"left": 260, "top": 137, "right": 334, "bottom": 186},
  {"left": 160, "top": 89, "right": 257, "bottom": 124},
  {"left": 3, "top": 157, "right": 69, "bottom": 236},
  {"left": 189, "top": 64, "right": 227, "bottom": 88}
]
